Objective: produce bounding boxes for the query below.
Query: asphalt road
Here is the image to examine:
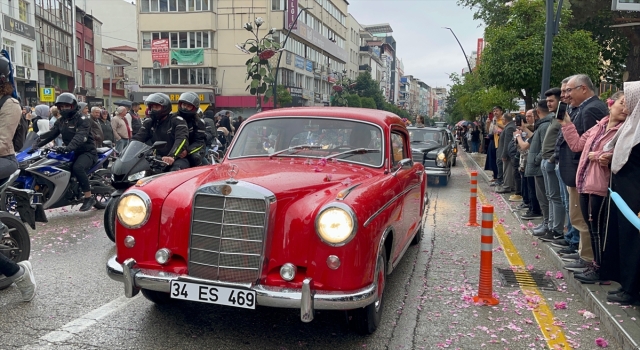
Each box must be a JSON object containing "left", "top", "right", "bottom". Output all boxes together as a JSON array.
[{"left": 1, "top": 153, "right": 619, "bottom": 349}]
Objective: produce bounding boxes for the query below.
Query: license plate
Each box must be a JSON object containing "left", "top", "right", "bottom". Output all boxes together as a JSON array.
[{"left": 169, "top": 280, "right": 256, "bottom": 310}]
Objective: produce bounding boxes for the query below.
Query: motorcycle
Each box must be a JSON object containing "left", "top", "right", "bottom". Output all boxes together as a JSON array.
[
  {"left": 103, "top": 140, "right": 169, "bottom": 242},
  {"left": 0, "top": 175, "right": 32, "bottom": 290},
  {"left": 0, "top": 144, "right": 115, "bottom": 229}
]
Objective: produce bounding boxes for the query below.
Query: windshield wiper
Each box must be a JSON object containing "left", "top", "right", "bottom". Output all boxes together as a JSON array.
[
  {"left": 324, "top": 148, "right": 380, "bottom": 160},
  {"left": 269, "top": 144, "right": 322, "bottom": 158}
]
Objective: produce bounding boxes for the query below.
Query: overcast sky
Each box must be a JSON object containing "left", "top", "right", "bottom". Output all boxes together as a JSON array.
[{"left": 348, "top": 0, "right": 484, "bottom": 89}]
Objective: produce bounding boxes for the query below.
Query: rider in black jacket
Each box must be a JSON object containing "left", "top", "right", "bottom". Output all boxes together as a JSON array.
[
  {"left": 132, "top": 93, "right": 189, "bottom": 171},
  {"left": 36, "top": 93, "right": 97, "bottom": 211},
  {"left": 177, "top": 92, "right": 207, "bottom": 166}
]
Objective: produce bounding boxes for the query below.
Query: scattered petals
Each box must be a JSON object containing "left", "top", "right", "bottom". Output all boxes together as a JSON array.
[
  {"left": 555, "top": 271, "right": 564, "bottom": 279},
  {"left": 595, "top": 337, "right": 608, "bottom": 347},
  {"left": 554, "top": 301, "right": 567, "bottom": 310}
]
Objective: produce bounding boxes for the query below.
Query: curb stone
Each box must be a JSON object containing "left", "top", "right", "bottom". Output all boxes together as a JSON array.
[{"left": 465, "top": 151, "right": 640, "bottom": 350}]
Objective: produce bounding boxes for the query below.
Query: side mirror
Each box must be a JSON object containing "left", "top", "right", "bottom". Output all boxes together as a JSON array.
[
  {"left": 102, "top": 140, "right": 113, "bottom": 148},
  {"left": 151, "top": 141, "right": 167, "bottom": 149},
  {"left": 392, "top": 158, "right": 412, "bottom": 176}
]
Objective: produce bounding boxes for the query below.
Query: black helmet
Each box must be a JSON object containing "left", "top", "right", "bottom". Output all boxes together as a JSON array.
[
  {"left": 55, "top": 92, "right": 79, "bottom": 119},
  {"left": 178, "top": 92, "right": 200, "bottom": 118},
  {"left": 144, "top": 93, "right": 172, "bottom": 120},
  {"left": 0, "top": 57, "right": 10, "bottom": 84}
]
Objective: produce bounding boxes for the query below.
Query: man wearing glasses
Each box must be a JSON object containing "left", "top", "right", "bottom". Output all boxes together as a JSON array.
[{"left": 556, "top": 74, "right": 608, "bottom": 273}]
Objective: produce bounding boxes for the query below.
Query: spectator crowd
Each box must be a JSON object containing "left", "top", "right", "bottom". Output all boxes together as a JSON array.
[{"left": 481, "top": 74, "right": 640, "bottom": 305}]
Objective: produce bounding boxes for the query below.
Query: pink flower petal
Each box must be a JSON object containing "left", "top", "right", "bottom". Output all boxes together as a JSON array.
[{"left": 595, "top": 337, "right": 608, "bottom": 347}]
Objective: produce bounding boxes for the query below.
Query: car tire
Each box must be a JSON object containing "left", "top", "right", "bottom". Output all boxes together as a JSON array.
[
  {"left": 141, "top": 289, "right": 173, "bottom": 304},
  {"left": 349, "top": 246, "right": 387, "bottom": 334},
  {"left": 104, "top": 197, "right": 118, "bottom": 243},
  {"left": 439, "top": 175, "right": 449, "bottom": 186},
  {"left": 410, "top": 225, "right": 422, "bottom": 246}
]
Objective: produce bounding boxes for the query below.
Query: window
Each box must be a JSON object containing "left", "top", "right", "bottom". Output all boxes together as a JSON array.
[
  {"left": 390, "top": 132, "right": 407, "bottom": 165},
  {"left": 140, "top": 0, "right": 209, "bottom": 12},
  {"left": 34, "top": 14, "right": 73, "bottom": 71},
  {"left": 76, "top": 70, "right": 82, "bottom": 87},
  {"left": 142, "top": 67, "right": 214, "bottom": 86},
  {"left": 84, "top": 43, "right": 92, "bottom": 60},
  {"left": 21, "top": 45, "right": 32, "bottom": 67},
  {"left": 143, "top": 31, "right": 211, "bottom": 49},
  {"left": 76, "top": 37, "right": 81, "bottom": 57},
  {"left": 271, "top": 0, "right": 284, "bottom": 10},
  {"left": 2, "top": 39, "right": 15, "bottom": 62},
  {"left": 95, "top": 49, "right": 101, "bottom": 63},
  {"left": 19, "top": 0, "right": 29, "bottom": 23},
  {"left": 8, "top": 0, "right": 15, "bottom": 18},
  {"left": 85, "top": 72, "right": 93, "bottom": 89}
]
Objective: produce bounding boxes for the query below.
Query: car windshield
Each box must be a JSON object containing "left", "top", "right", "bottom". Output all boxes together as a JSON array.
[
  {"left": 409, "top": 129, "right": 444, "bottom": 145},
  {"left": 228, "top": 117, "right": 384, "bottom": 167}
]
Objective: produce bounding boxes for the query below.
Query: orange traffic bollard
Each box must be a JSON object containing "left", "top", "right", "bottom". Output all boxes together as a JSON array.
[
  {"left": 466, "top": 171, "right": 480, "bottom": 226},
  {"left": 473, "top": 205, "right": 499, "bottom": 306}
]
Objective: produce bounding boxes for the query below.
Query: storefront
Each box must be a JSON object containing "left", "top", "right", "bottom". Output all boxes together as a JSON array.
[{"left": 15, "top": 66, "right": 38, "bottom": 107}]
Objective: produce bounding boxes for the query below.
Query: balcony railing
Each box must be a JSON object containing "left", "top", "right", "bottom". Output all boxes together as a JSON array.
[
  {"left": 359, "top": 64, "right": 371, "bottom": 72},
  {"left": 359, "top": 46, "right": 372, "bottom": 53}
]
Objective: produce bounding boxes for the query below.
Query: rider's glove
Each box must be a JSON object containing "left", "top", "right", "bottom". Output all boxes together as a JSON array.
[{"left": 54, "top": 146, "right": 69, "bottom": 154}]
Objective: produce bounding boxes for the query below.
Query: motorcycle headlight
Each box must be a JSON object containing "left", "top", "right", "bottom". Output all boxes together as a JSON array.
[
  {"left": 315, "top": 203, "right": 357, "bottom": 246},
  {"left": 116, "top": 190, "right": 151, "bottom": 228},
  {"left": 127, "top": 171, "right": 147, "bottom": 182}
]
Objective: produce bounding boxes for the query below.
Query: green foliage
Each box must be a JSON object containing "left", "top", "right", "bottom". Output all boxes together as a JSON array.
[
  {"left": 360, "top": 97, "right": 377, "bottom": 109},
  {"left": 354, "top": 72, "right": 386, "bottom": 109},
  {"left": 445, "top": 72, "right": 517, "bottom": 123},
  {"left": 477, "top": 0, "right": 601, "bottom": 110},
  {"left": 382, "top": 102, "right": 410, "bottom": 120},
  {"left": 276, "top": 85, "right": 292, "bottom": 108},
  {"left": 346, "top": 94, "right": 361, "bottom": 108}
]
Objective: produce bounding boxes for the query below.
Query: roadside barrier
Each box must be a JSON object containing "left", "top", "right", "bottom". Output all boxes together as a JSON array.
[
  {"left": 473, "top": 204, "right": 499, "bottom": 306},
  {"left": 466, "top": 171, "right": 480, "bottom": 226}
]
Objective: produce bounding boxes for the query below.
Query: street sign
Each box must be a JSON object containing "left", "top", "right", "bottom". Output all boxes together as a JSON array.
[{"left": 40, "top": 87, "right": 55, "bottom": 102}]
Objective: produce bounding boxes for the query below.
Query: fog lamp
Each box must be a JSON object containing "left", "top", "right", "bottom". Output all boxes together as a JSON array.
[
  {"left": 326, "top": 255, "right": 341, "bottom": 270},
  {"left": 280, "top": 263, "right": 296, "bottom": 281},
  {"left": 124, "top": 235, "right": 135, "bottom": 248},
  {"left": 155, "top": 248, "right": 172, "bottom": 265}
]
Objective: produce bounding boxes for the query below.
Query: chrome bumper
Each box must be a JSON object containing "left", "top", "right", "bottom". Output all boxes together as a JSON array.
[
  {"left": 106, "top": 256, "right": 376, "bottom": 322},
  {"left": 423, "top": 166, "right": 450, "bottom": 176}
]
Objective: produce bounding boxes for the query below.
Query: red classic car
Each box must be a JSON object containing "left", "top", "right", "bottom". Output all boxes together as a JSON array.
[{"left": 107, "top": 107, "right": 427, "bottom": 334}]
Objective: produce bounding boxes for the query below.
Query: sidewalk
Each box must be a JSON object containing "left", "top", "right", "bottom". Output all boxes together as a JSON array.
[{"left": 467, "top": 151, "right": 640, "bottom": 350}]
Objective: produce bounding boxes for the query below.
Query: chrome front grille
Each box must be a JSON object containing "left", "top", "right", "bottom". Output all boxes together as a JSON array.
[
  {"left": 189, "top": 192, "right": 267, "bottom": 283},
  {"left": 412, "top": 152, "right": 424, "bottom": 164}
]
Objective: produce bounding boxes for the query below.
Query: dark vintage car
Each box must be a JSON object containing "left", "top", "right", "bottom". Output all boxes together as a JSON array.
[
  {"left": 106, "top": 107, "right": 427, "bottom": 334},
  {"left": 409, "top": 126, "right": 455, "bottom": 185},
  {"left": 444, "top": 129, "right": 458, "bottom": 166}
]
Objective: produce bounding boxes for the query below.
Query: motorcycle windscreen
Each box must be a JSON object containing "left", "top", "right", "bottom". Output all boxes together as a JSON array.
[{"left": 111, "top": 141, "right": 153, "bottom": 177}]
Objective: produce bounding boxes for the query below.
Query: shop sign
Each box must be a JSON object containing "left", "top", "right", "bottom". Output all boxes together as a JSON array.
[
  {"left": 286, "top": 86, "right": 302, "bottom": 98},
  {"left": 15, "top": 66, "right": 31, "bottom": 80},
  {"left": 3, "top": 15, "right": 35, "bottom": 40},
  {"left": 151, "top": 39, "right": 170, "bottom": 68},
  {"left": 306, "top": 60, "right": 313, "bottom": 72},
  {"left": 170, "top": 49, "right": 204, "bottom": 66},
  {"left": 294, "top": 55, "right": 304, "bottom": 69},
  {"left": 40, "top": 87, "right": 55, "bottom": 102}
]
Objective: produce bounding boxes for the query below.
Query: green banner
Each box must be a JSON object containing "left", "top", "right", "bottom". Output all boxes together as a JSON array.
[{"left": 170, "top": 49, "right": 204, "bottom": 66}]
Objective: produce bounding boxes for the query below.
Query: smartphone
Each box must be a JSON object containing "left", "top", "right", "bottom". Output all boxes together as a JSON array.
[
  {"left": 556, "top": 102, "right": 568, "bottom": 120},
  {"left": 515, "top": 114, "right": 522, "bottom": 127}
]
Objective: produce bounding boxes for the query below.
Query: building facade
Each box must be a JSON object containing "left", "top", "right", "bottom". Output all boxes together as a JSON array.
[
  {"left": 3, "top": 0, "right": 39, "bottom": 106},
  {"left": 75, "top": 8, "right": 98, "bottom": 104},
  {"left": 35, "top": 0, "right": 74, "bottom": 105}
]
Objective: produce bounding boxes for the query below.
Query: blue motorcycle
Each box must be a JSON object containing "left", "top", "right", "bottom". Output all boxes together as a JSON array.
[{"left": 0, "top": 144, "right": 115, "bottom": 228}]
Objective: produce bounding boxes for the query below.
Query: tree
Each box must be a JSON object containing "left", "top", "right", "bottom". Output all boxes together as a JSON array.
[
  {"left": 346, "top": 94, "right": 361, "bottom": 108},
  {"left": 478, "top": 0, "right": 601, "bottom": 110},
  {"left": 236, "top": 17, "right": 281, "bottom": 111},
  {"left": 360, "top": 97, "right": 377, "bottom": 109},
  {"left": 354, "top": 72, "right": 386, "bottom": 109},
  {"left": 445, "top": 72, "right": 517, "bottom": 122},
  {"left": 276, "top": 85, "right": 292, "bottom": 108}
]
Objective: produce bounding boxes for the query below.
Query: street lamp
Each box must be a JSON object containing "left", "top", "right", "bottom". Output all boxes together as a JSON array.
[
  {"left": 272, "top": 5, "right": 313, "bottom": 109},
  {"left": 443, "top": 27, "right": 473, "bottom": 74},
  {"left": 540, "top": 0, "right": 564, "bottom": 98},
  {"left": 96, "top": 62, "right": 131, "bottom": 113}
]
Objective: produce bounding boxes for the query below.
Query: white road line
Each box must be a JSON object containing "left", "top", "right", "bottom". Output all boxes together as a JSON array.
[{"left": 37, "top": 295, "right": 138, "bottom": 344}]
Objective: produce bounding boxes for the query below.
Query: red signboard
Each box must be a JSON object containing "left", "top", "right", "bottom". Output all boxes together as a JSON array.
[
  {"left": 476, "top": 38, "right": 484, "bottom": 66},
  {"left": 286, "top": 0, "right": 298, "bottom": 30},
  {"left": 151, "top": 39, "right": 170, "bottom": 68}
]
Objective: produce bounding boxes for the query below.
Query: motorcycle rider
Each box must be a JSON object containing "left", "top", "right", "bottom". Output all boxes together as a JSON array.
[
  {"left": 177, "top": 92, "right": 207, "bottom": 166},
  {"left": 132, "top": 93, "right": 189, "bottom": 171},
  {"left": 34, "top": 93, "right": 98, "bottom": 211}
]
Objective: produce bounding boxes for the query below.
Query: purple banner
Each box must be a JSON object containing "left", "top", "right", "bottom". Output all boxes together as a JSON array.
[{"left": 286, "top": 0, "right": 298, "bottom": 30}]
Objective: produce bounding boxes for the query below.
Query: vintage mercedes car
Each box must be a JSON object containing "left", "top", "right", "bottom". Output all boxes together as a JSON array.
[
  {"left": 106, "top": 107, "right": 427, "bottom": 334},
  {"left": 409, "top": 126, "right": 455, "bottom": 186}
]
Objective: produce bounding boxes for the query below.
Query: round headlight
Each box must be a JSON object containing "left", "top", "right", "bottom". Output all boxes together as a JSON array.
[
  {"left": 116, "top": 191, "right": 150, "bottom": 228},
  {"left": 437, "top": 153, "right": 445, "bottom": 160},
  {"left": 155, "top": 248, "right": 172, "bottom": 265},
  {"left": 280, "top": 263, "right": 296, "bottom": 281},
  {"left": 315, "top": 204, "right": 357, "bottom": 246}
]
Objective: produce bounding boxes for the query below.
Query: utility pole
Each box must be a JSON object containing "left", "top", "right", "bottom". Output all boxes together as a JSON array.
[
  {"left": 540, "top": 0, "right": 564, "bottom": 98},
  {"left": 95, "top": 62, "right": 131, "bottom": 113},
  {"left": 443, "top": 27, "right": 473, "bottom": 74}
]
